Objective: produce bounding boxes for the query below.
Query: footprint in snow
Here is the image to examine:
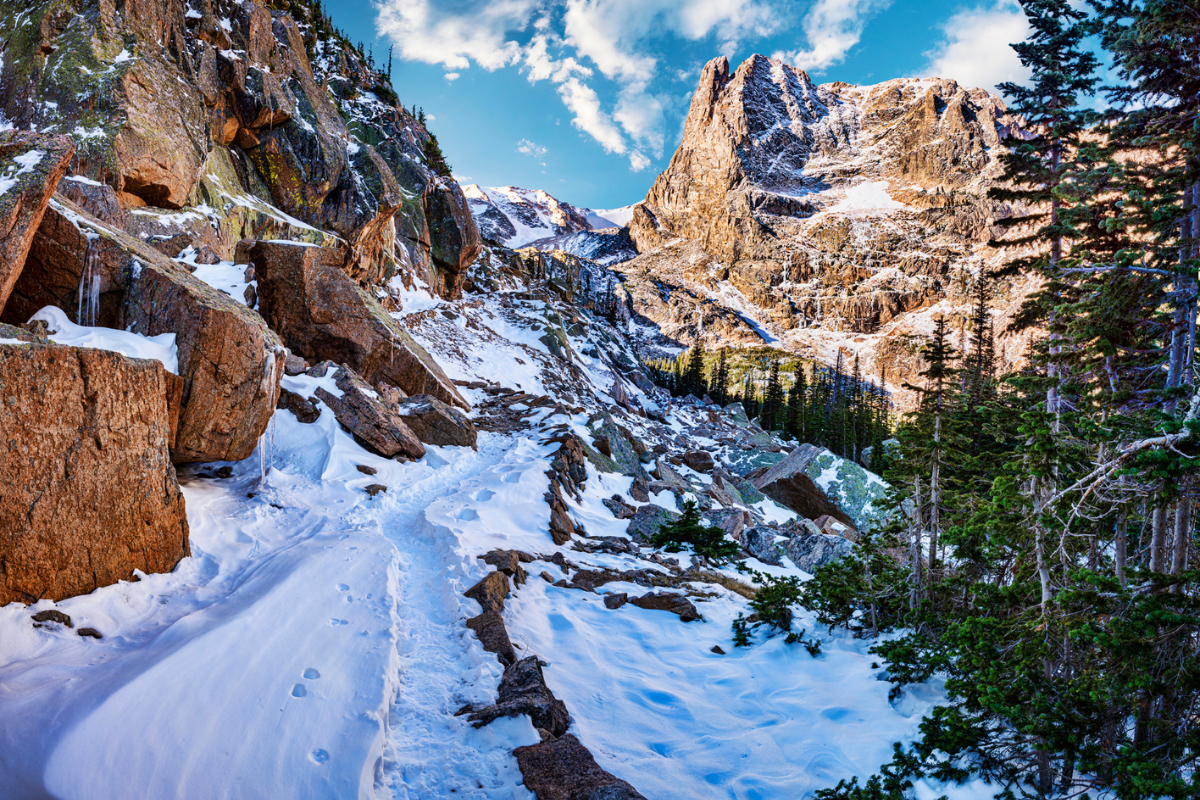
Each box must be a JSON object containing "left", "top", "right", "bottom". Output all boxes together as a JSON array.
[
  {"left": 456, "top": 508, "right": 479, "bottom": 521},
  {"left": 309, "top": 749, "right": 329, "bottom": 764},
  {"left": 473, "top": 489, "right": 495, "bottom": 501},
  {"left": 329, "top": 619, "right": 348, "bottom": 626},
  {"left": 291, "top": 684, "right": 307, "bottom": 698},
  {"left": 303, "top": 668, "right": 320, "bottom": 679}
]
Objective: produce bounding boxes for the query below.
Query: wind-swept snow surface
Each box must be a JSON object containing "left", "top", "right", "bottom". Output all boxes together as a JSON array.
[{"left": 0, "top": 284, "right": 993, "bottom": 800}]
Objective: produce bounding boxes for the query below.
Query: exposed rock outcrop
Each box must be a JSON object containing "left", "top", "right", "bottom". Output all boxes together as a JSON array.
[
  {"left": 314, "top": 366, "right": 426, "bottom": 460},
  {"left": 0, "top": 331, "right": 189, "bottom": 605},
  {"left": 393, "top": 394, "right": 478, "bottom": 448},
  {"left": 241, "top": 239, "right": 468, "bottom": 409},
  {"left": 468, "top": 656, "right": 570, "bottom": 737},
  {"left": 752, "top": 445, "right": 856, "bottom": 528},
  {"left": 0, "top": 132, "right": 73, "bottom": 312},
  {"left": 4, "top": 197, "right": 284, "bottom": 464},
  {"left": 513, "top": 735, "right": 647, "bottom": 800},
  {"left": 1, "top": 0, "right": 480, "bottom": 296}
]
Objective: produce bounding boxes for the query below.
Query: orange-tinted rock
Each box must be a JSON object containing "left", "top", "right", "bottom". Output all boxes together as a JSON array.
[
  {"left": 240, "top": 240, "right": 468, "bottom": 409},
  {"left": 0, "top": 331, "right": 189, "bottom": 605},
  {"left": 6, "top": 197, "right": 284, "bottom": 464},
  {"left": 0, "top": 132, "right": 73, "bottom": 315}
]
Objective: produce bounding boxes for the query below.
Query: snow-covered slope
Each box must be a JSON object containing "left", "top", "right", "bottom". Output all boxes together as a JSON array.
[
  {"left": 586, "top": 204, "right": 638, "bottom": 228},
  {"left": 0, "top": 248, "right": 992, "bottom": 800},
  {"left": 463, "top": 185, "right": 593, "bottom": 248}
]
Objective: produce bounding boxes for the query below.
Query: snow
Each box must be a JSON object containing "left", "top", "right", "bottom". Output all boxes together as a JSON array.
[
  {"left": 464, "top": 185, "right": 591, "bottom": 248},
  {"left": 179, "top": 249, "right": 255, "bottom": 308},
  {"left": 70, "top": 125, "right": 106, "bottom": 140},
  {"left": 0, "top": 148, "right": 44, "bottom": 196},
  {"left": 0, "top": 337, "right": 27, "bottom": 345},
  {"left": 0, "top": 275, "right": 990, "bottom": 800},
  {"left": 30, "top": 306, "right": 179, "bottom": 373},
  {"left": 588, "top": 203, "right": 637, "bottom": 227},
  {"left": 64, "top": 174, "right": 104, "bottom": 187},
  {"left": 827, "top": 181, "right": 906, "bottom": 214}
]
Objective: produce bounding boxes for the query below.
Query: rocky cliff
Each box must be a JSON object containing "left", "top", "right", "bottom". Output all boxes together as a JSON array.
[
  {"left": 0, "top": 0, "right": 480, "bottom": 299},
  {"left": 620, "top": 54, "right": 1037, "bottom": 398}
]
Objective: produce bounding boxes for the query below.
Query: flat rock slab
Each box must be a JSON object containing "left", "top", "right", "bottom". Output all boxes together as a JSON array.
[
  {"left": 513, "top": 734, "right": 647, "bottom": 800},
  {"left": 0, "top": 131, "right": 73, "bottom": 314},
  {"left": 752, "top": 444, "right": 856, "bottom": 528},
  {"left": 0, "top": 336, "right": 188, "bottom": 604},
  {"left": 240, "top": 240, "right": 468, "bottom": 409},
  {"left": 394, "top": 393, "right": 478, "bottom": 448}
]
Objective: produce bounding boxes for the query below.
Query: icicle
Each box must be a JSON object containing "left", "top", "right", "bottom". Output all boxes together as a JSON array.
[{"left": 77, "top": 236, "right": 102, "bottom": 326}]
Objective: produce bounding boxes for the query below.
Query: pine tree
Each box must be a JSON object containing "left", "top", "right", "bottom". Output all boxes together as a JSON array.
[
  {"left": 761, "top": 358, "right": 785, "bottom": 431},
  {"left": 711, "top": 349, "right": 729, "bottom": 404}
]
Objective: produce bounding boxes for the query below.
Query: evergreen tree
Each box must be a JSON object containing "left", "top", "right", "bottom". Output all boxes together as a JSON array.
[{"left": 761, "top": 358, "right": 785, "bottom": 430}]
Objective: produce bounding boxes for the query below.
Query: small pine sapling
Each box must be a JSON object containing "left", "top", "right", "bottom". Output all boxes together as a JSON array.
[{"left": 650, "top": 500, "right": 740, "bottom": 563}]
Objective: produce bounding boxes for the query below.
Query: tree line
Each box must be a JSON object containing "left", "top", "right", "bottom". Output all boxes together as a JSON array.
[{"left": 647, "top": 346, "right": 896, "bottom": 468}]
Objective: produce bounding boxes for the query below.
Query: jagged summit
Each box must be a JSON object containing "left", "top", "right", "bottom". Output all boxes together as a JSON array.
[
  {"left": 618, "top": 53, "right": 1035, "bottom": 401},
  {"left": 463, "top": 184, "right": 638, "bottom": 265}
]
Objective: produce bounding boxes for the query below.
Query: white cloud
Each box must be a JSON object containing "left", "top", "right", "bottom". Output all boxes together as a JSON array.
[
  {"left": 917, "top": 1, "right": 1031, "bottom": 92},
  {"left": 614, "top": 86, "right": 665, "bottom": 155},
  {"left": 516, "top": 138, "right": 549, "bottom": 158},
  {"left": 557, "top": 76, "right": 627, "bottom": 154},
  {"left": 776, "top": 0, "right": 890, "bottom": 73},
  {"left": 629, "top": 150, "right": 651, "bottom": 171},
  {"left": 374, "top": 0, "right": 779, "bottom": 170},
  {"left": 374, "top": 0, "right": 537, "bottom": 70}
]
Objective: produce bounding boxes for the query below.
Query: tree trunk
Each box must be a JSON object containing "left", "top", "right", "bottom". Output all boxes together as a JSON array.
[
  {"left": 1172, "top": 495, "right": 1190, "bottom": 577},
  {"left": 1150, "top": 502, "right": 1168, "bottom": 573},
  {"left": 1116, "top": 508, "right": 1128, "bottom": 589}
]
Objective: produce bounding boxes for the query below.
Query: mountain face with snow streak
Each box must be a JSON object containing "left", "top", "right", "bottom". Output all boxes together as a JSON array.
[
  {"left": 463, "top": 185, "right": 639, "bottom": 265},
  {"left": 617, "top": 54, "right": 1037, "bottom": 402},
  {"left": 463, "top": 185, "right": 594, "bottom": 248}
]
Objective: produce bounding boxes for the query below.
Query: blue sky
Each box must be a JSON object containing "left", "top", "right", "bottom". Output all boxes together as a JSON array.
[{"left": 324, "top": 1, "right": 1032, "bottom": 210}]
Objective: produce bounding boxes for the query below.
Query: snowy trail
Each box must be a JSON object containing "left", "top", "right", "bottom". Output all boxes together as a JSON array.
[{"left": 371, "top": 436, "right": 539, "bottom": 799}]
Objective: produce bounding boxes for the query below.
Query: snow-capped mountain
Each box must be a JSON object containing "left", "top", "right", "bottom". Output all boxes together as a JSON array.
[
  {"left": 587, "top": 204, "right": 638, "bottom": 228},
  {"left": 462, "top": 185, "right": 593, "bottom": 248},
  {"left": 463, "top": 184, "right": 639, "bottom": 265}
]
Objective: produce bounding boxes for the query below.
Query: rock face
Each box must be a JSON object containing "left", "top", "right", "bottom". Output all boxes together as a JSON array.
[
  {"left": 785, "top": 531, "right": 855, "bottom": 573},
  {"left": 4, "top": 197, "right": 285, "bottom": 464},
  {"left": 0, "top": 334, "right": 189, "bottom": 604},
  {"left": 38, "top": 199, "right": 281, "bottom": 460},
  {"left": 314, "top": 366, "right": 426, "bottom": 460},
  {"left": 0, "top": 132, "right": 73, "bottom": 312},
  {"left": 242, "top": 240, "right": 468, "bottom": 410},
  {"left": 393, "top": 394, "right": 478, "bottom": 448},
  {"left": 617, "top": 53, "right": 1037, "bottom": 402},
  {"left": 513, "top": 734, "right": 647, "bottom": 800},
  {"left": 0, "top": 0, "right": 479, "bottom": 298}
]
